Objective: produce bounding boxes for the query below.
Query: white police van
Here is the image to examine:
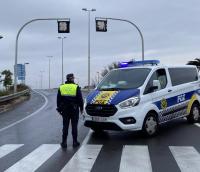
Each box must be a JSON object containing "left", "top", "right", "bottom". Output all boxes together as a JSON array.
[{"left": 83, "top": 60, "right": 200, "bottom": 136}]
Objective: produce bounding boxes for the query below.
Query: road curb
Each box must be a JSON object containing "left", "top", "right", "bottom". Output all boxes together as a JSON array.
[{"left": 0, "top": 95, "right": 30, "bottom": 114}]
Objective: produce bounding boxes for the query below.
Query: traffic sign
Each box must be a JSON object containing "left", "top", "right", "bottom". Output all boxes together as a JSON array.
[
  {"left": 18, "top": 76, "right": 25, "bottom": 80},
  {"left": 17, "top": 64, "right": 25, "bottom": 81},
  {"left": 96, "top": 19, "right": 107, "bottom": 32},
  {"left": 58, "top": 21, "right": 70, "bottom": 33}
]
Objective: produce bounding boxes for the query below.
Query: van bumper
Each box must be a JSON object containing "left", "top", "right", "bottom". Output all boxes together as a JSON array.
[
  {"left": 83, "top": 103, "right": 147, "bottom": 131},
  {"left": 84, "top": 121, "right": 123, "bottom": 131}
]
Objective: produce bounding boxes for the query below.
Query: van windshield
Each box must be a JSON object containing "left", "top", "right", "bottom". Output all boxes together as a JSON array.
[{"left": 97, "top": 68, "right": 151, "bottom": 91}]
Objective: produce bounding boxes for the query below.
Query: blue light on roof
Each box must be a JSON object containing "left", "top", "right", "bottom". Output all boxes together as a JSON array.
[
  {"left": 119, "top": 62, "right": 129, "bottom": 68},
  {"left": 119, "top": 60, "right": 160, "bottom": 68}
]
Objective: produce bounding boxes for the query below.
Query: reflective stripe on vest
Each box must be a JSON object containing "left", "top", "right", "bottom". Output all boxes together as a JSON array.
[{"left": 60, "top": 84, "right": 78, "bottom": 97}]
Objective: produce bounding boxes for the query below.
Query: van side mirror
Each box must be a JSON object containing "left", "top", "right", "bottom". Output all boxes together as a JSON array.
[{"left": 152, "top": 80, "right": 161, "bottom": 91}]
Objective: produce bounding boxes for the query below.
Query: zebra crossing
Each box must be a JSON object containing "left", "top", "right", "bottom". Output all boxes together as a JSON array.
[
  {"left": 4, "top": 144, "right": 60, "bottom": 172},
  {"left": 0, "top": 144, "right": 24, "bottom": 159},
  {"left": 61, "top": 145, "right": 102, "bottom": 172},
  {"left": 1, "top": 143, "right": 200, "bottom": 172},
  {"left": 119, "top": 145, "right": 152, "bottom": 172}
]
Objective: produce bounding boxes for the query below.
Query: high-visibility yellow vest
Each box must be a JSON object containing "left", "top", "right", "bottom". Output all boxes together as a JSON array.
[{"left": 59, "top": 84, "right": 78, "bottom": 97}]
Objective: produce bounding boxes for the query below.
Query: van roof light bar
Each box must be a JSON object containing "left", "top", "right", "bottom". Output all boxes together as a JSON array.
[{"left": 118, "top": 60, "right": 160, "bottom": 68}]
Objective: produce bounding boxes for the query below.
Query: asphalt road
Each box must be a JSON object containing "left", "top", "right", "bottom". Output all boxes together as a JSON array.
[
  {"left": 0, "top": 90, "right": 45, "bottom": 130},
  {"left": 0, "top": 89, "right": 200, "bottom": 172}
]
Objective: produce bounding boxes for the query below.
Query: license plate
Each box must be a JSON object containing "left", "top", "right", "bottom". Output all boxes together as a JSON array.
[{"left": 92, "top": 116, "right": 107, "bottom": 122}]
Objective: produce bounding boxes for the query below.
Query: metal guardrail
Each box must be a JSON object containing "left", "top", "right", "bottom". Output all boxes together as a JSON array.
[{"left": 0, "top": 89, "right": 30, "bottom": 103}]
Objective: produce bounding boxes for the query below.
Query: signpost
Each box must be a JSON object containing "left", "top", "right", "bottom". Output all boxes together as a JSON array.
[{"left": 17, "top": 64, "right": 25, "bottom": 82}]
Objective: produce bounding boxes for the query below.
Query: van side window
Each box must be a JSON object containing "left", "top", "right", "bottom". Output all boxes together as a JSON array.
[
  {"left": 157, "top": 69, "right": 167, "bottom": 89},
  {"left": 144, "top": 69, "right": 167, "bottom": 94},
  {"left": 169, "top": 68, "right": 198, "bottom": 86}
]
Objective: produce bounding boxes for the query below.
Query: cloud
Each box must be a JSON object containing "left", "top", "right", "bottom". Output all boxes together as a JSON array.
[{"left": 0, "top": 0, "right": 200, "bottom": 88}]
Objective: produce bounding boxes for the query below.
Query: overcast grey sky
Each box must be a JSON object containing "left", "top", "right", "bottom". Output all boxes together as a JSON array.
[{"left": 0, "top": 0, "right": 200, "bottom": 88}]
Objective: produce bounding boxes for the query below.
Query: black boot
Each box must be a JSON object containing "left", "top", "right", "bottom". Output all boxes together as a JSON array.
[
  {"left": 60, "top": 142, "right": 67, "bottom": 148},
  {"left": 73, "top": 140, "right": 80, "bottom": 148},
  {"left": 61, "top": 135, "right": 67, "bottom": 148}
]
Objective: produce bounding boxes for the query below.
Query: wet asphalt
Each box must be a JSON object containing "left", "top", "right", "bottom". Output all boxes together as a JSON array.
[{"left": 0, "top": 89, "right": 200, "bottom": 172}]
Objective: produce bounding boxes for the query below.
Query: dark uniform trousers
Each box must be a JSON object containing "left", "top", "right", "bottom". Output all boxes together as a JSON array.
[{"left": 62, "top": 110, "right": 79, "bottom": 143}]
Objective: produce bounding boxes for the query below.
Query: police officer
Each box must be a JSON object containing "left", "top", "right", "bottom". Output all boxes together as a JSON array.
[{"left": 57, "top": 73, "right": 83, "bottom": 148}]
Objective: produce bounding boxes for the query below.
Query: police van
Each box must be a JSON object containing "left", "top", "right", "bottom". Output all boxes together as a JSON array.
[{"left": 83, "top": 60, "right": 200, "bottom": 136}]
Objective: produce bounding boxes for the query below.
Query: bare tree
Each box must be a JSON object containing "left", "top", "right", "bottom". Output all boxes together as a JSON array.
[
  {"left": 187, "top": 58, "right": 200, "bottom": 70},
  {"left": 101, "top": 62, "right": 119, "bottom": 77}
]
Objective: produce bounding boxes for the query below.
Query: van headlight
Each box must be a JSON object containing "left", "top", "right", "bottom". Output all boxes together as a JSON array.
[{"left": 119, "top": 97, "right": 140, "bottom": 109}]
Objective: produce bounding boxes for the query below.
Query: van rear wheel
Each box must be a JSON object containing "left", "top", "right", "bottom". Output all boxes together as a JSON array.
[
  {"left": 142, "top": 112, "right": 158, "bottom": 137},
  {"left": 187, "top": 103, "right": 200, "bottom": 123}
]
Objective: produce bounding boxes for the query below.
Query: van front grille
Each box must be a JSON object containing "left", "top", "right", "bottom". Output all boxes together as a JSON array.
[{"left": 86, "top": 104, "right": 118, "bottom": 117}]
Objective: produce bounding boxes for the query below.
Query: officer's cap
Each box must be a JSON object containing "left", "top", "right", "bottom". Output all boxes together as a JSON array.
[{"left": 66, "top": 73, "right": 74, "bottom": 80}]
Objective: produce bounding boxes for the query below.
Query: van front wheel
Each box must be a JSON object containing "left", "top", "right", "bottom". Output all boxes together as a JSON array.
[
  {"left": 142, "top": 113, "right": 158, "bottom": 136},
  {"left": 187, "top": 103, "right": 200, "bottom": 123}
]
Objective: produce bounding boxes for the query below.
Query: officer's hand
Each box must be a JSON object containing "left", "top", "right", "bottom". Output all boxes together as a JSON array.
[
  {"left": 56, "top": 107, "right": 62, "bottom": 113},
  {"left": 56, "top": 107, "right": 59, "bottom": 112}
]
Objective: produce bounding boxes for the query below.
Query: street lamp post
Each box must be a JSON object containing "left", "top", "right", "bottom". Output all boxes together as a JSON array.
[
  {"left": 40, "top": 70, "right": 44, "bottom": 89},
  {"left": 96, "top": 17, "right": 144, "bottom": 61},
  {"left": 97, "top": 72, "right": 100, "bottom": 84},
  {"left": 82, "top": 8, "right": 96, "bottom": 91},
  {"left": 47, "top": 56, "right": 53, "bottom": 89},
  {"left": 13, "top": 17, "right": 70, "bottom": 93},
  {"left": 58, "top": 36, "right": 66, "bottom": 84}
]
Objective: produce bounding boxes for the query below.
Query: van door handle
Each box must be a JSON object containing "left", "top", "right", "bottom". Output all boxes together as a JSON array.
[{"left": 168, "top": 89, "right": 172, "bottom": 92}]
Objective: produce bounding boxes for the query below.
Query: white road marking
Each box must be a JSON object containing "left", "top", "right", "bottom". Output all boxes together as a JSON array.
[
  {"left": 82, "top": 129, "right": 92, "bottom": 145},
  {"left": 170, "top": 146, "right": 200, "bottom": 172},
  {"left": 194, "top": 123, "right": 200, "bottom": 128},
  {"left": 119, "top": 145, "right": 152, "bottom": 172},
  {"left": 61, "top": 144, "right": 102, "bottom": 172},
  {"left": 0, "top": 90, "right": 48, "bottom": 133},
  {"left": 0, "top": 144, "right": 24, "bottom": 159},
  {"left": 5, "top": 144, "right": 60, "bottom": 172}
]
